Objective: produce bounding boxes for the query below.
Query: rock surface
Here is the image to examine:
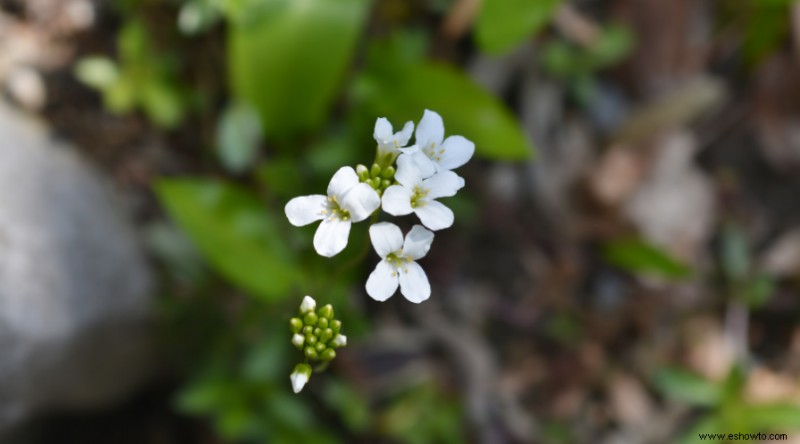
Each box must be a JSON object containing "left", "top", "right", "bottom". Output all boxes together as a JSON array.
[{"left": 0, "top": 102, "right": 153, "bottom": 435}]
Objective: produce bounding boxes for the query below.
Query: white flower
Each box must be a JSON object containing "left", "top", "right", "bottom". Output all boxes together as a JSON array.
[
  {"left": 290, "top": 363, "right": 312, "bottom": 394},
  {"left": 381, "top": 154, "right": 465, "bottom": 231},
  {"left": 373, "top": 117, "right": 414, "bottom": 157},
  {"left": 299, "top": 295, "right": 316, "bottom": 313},
  {"left": 408, "top": 109, "right": 475, "bottom": 175},
  {"left": 366, "top": 223, "right": 434, "bottom": 303},
  {"left": 331, "top": 334, "right": 347, "bottom": 347},
  {"left": 285, "top": 167, "right": 380, "bottom": 257},
  {"left": 291, "top": 333, "right": 305, "bottom": 348}
]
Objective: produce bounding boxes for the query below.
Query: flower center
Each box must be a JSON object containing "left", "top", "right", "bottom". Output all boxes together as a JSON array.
[
  {"left": 386, "top": 251, "right": 412, "bottom": 277},
  {"left": 324, "top": 196, "right": 350, "bottom": 221},
  {"left": 424, "top": 143, "right": 445, "bottom": 162},
  {"left": 410, "top": 186, "right": 429, "bottom": 208}
]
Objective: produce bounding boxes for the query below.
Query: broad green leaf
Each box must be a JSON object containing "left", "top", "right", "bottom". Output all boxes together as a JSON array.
[
  {"left": 216, "top": 103, "right": 263, "bottom": 173},
  {"left": 603, "top": 238, "right": 692, "bottom": 279},
  {"left": 228, "top": 0, "right": 370, "bottom": 138},
  {"left": 745, "top": 404, "right": 800, "bottom": 431},
  {"left": 679, "top": 413, "right": 726, "bottom": 444},
  {"left": 156, "top": 179, "right": 300, "bottom": 301},
  {"left": 476, "top": 0, "right": 561, "bottom": 54},
  {"left": 356, "top": 57, "right": 533, "bottom": 160},
  {"left": 654, "top": 368, "right": 722, "bottom": 407}
]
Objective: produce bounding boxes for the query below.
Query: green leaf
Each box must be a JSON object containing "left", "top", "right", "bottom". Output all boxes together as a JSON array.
[
  {"left": 475, "top": 0, "right": 561, "bottom": 54},
  {"left": 356, "top": 49, "right": 533, "bottom": 160},
  {"left": 679, "top": 413, "right": 726, "bottom": 444},
  {"left": 585, "top": 25, "right": 634, "bottom": 69},
  {"left": 602, "top": 238, "right": 692, "bottom": 279},
  {"left": 654, "top": 368, "right": 722, "bottom": 407},
  {"left": 216, "top": 102, "right": 263, "bottom": 173},
  {"left": 228, "top": 0, "right": 370, "bottom": 138},
  {"left": 745, "top": 403, "right": 800, "bottom": 431},
  {"left": 156, "top": 179, "right": 300, "bottom": 301}
]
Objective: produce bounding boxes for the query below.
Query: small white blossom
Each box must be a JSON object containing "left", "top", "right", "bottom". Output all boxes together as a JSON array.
[
  {"left": 331, "top": 334, "right": 347, "bottom": 347},
  {"left": 408, "top": 109, "right": 475, "bottom": 175},
  {"left": 373, "top": 117, "right": 414, "bottom": 157},
  {"left": 291, "top": 333, "right": 305, "bottom": 348},
  {"left": 285, "top": 167, "right": 380, "bottom": 257},
  {"left": 381, "top": 154, "right": 464, "bottom": 231},
  {"left": 290, "top": 363, "right": 312, "bottom": 394},
  {"left": 366, "top": 223, "right": 434, "bottom": 303},
  {"left": 299, "top": 295, "right": 316, "bottom": 313}
]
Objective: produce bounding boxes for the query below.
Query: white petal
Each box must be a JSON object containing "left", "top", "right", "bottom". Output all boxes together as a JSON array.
[
  {"left": 365, "top": 260, "right": 399, "bottom": 301},
  {"left": 300, "top": 295, "right": 316, "bottom": 313},
  {"left": 381, "top": 185, "right": 414, "bottom": 216},
  {"left": 290, "top": 371, "right": 309, "bottom": 393},
  {"left": 331, "top": 334, "right": 347, "bottom": 347},
  {"left": 340, "top": 183, "right": 380, "bottom": 222},
  {"left": 373, "top": 117, "right": 393, "bottom": 145},
  {"left": 414, "top": 200, "right": 454, "bottom": 231},
  {"left": 313, "top": 218, "right": 351, "bottom": 257},
  {"left": 398, "top": 261, "right": 431, "bottom": 303},
  {"left": 369, "top": 222, "right": 404, "bottom": 257},
  {"left": 415, "top": 109, "right": 444, "bottom": 149},
  {"left": 285, "top": 195, "right": 327, "bottom": 226},
  {"left": 438, "top": 135, "right": 475, "bottom": 171},
  {"left": 327, "top": 166, "right": 360, "bottom": 198},
  {"left": 405, "top": 151, "right": 436, "bottom": 179},
  {"left": 402, "top": 225, "right": 434, "bottom": 260},
  {"left": 396, "top": 121, "right": 414, "bottom": 146},
  {"left": 423, "top": 171, "right": 465, "bottom": 199},
  {"left": 394, "top": 154, "right": 423, "bottom": 188}
]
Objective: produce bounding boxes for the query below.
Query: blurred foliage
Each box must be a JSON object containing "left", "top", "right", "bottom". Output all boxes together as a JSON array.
[
  {"left": 718, "top": 0, "right": 797, "bottom": 66},
  {"left": 216, "top": 102, "right": 264, "bottom": 174},
  {"left": 655, "top": 367, "right": 800, "bottom": 443},
  {"left": 475, "top": 0, "right": 562, "bottom": 54},
  {"left": 541, "top": 25, "right": 634, "bottom": 103},
  {"left": 75, "top": 20, "right": 187, "bottom": 127},
  {"left": 719, "top": 223, "right": 776, "bottom": 308},
  {"left": 602, "top": 237, "right": 691, "bottom": 280}
]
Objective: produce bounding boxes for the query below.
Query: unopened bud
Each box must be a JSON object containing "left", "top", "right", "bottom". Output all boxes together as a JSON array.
[
  {"left": 291, "top": 333, "right": 305, "bottom": 348},
  {"left": 330, "top": 319, "right": 342, "bottom": 335},
  {"left": 289, "top": 318, "right": 303, "bottom": 334},
  {"left": 303, "top": 312, "right": 318, "bottom": 326},
  {"left": 320, "top": 348, "right": 337, "bottom": 361},
  {"left": 302, "top": 326, "right": 313, "bottom": 335},
  {"left": 356, "top": 164, "right": 369, "bottom": 181},
  {"left": 290, "top": 363, "right": 312, "bottom": 393},
  {"left": 313, "top": 327, "right": 322, "bottom": 337},
  {"left": 306, "top": 334, "right": 317, "bottom": 346},
  {"left": 318, "top": 317, "right": 328, "bottom": 329},
  {"left": 381, "top": 166, "right": 395, "bottom": 179},
  {"left": 381, "top": 179, "right": 391, "bottom": 189},
  {"left": 315, "top": 342, "right": 326, "bottom": 352},
  {"left": 304, "top": 346, "right": 318, "bottom": 360},
  {"left": 317, "top": 304, "right": 334, "bottom": 320},
  {"left": 320, "top": 328, "right": 333, "bottom": 343},
  {"left": 370, "top": 163, "right": 381, "bottom": 178},
  {"left": 331, "top": 334, "right": 347, "bottom": 348},
  {"left": 299, "top": 295, "right": 316, "bottom": 314}
]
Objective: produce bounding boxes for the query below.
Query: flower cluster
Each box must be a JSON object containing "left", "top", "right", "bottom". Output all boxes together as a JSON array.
[
  {"left": 289, "top": 295, "right": 347, "bottom": 393},
  {"left": 285, "top": 110, "right": 474, "bottom": 303}
]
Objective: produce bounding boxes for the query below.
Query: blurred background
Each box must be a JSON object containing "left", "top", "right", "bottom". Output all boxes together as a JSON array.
[{"left": 1, "top": 0, "right": 800, "bottom": 443}]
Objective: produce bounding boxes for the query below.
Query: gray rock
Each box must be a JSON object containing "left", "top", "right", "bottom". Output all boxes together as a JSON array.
[{"left": 0, "top": 102, "right": 153, "bottom": 435}]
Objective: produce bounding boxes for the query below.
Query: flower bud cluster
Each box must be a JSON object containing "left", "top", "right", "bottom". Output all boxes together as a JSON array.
[
  {"left": 356, "top": 163, "right": 395, "bottom": 195},
  {"left": 289, "top": 296, "right": 347, "bottom": 363}
]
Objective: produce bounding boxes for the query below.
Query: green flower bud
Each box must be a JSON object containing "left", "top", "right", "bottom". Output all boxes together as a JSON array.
[
  {"left": 381, "top": 179, "right": 391, "bottom": 189},
  {"left": 318, "top": 318, "right": 328, "bottom": 329},
  {"left": 381, "top": 166, "right": 395, "bottom": 179},
  {"left": 320, "top": 348, "right": 336, "bottom": 361},
  {"left": 289, "top": 318, "right": 303, "bottom": 334},
  {"left": 330, "top": 319, "right": 341, "bottom": 335},
  {"left": 304, "top": 346, "right": 318, "bottom": 360},
  {"left": 356, "top": 164, "right": 369, "bottom": 181},
  {"left": 370, "top": 163, "right": 381, "bottom": 178},
  {"left": 320, "top": 328, "right": 333, "bottom": 343},
  {"left": 313, "top": 327, "right": 322, "bottom": 337},
  {"left": 302, "top": 326, "right": 313, "bottom": 335},
  {"left": 317, "top": 304, "right": 334, "bottom": 320},
  {"left": 291, "top": 333, "right": 305, "bottom": 349},
  {"left": 315, "top": 342, "right": 326, "bottom": 352},
  {"left": 290, "top": 363, "right": 312, "bottom": 393},
  {"left": 306, "top": 334, "right": 318, "bottom": 346},
  {"left": 303, "top": 312, "right": 318, "bottom": 326}
]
